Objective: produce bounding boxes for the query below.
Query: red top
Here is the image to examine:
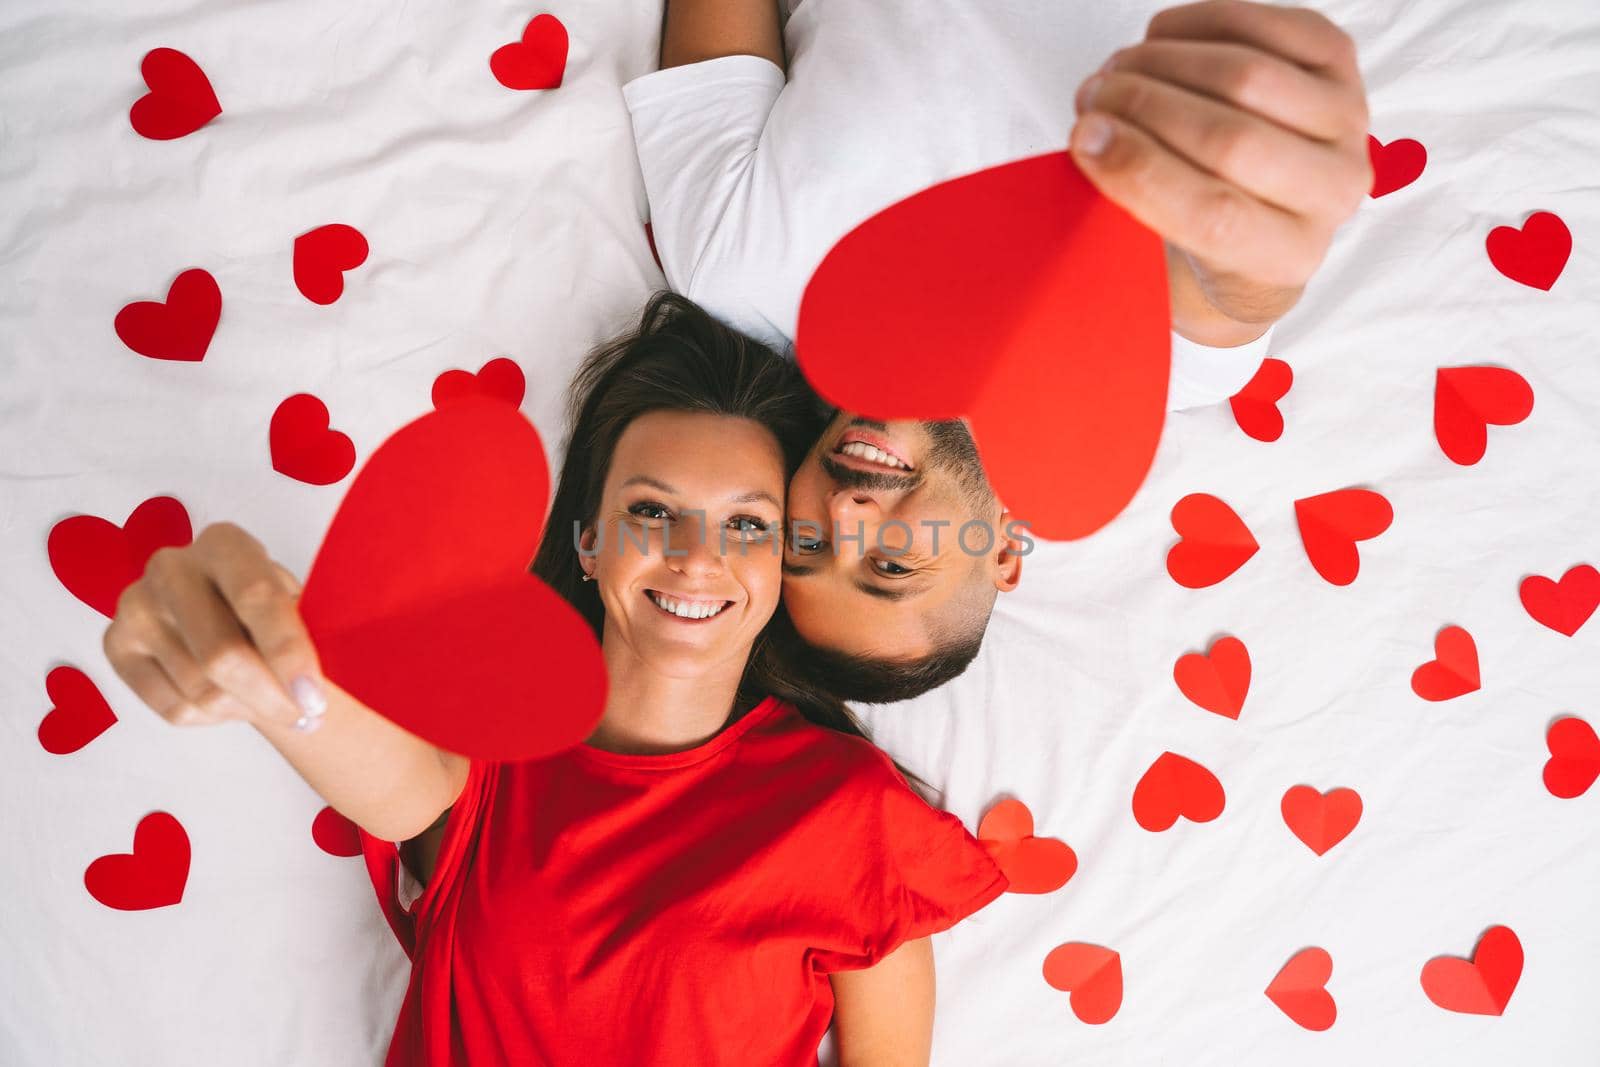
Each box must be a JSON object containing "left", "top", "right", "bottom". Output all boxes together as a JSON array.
[{"left": 359, "top": 695, "right": 1008, "bottom": 1066}]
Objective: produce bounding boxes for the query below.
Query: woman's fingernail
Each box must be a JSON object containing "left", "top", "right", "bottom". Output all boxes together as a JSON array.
[
  {"left": 293, "top": 711, "right": 324, "bottom": 734},
  {"left": 291, "top": 675, "right": 327, "bottom": 717},
  {"left": 1077, "top": 114, "right": 1114, "bottom": 157}
]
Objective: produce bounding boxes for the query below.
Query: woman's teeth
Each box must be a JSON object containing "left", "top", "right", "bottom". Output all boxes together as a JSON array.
[
  {"left": 648, "top": 591, "right": 730, "bottom": 619},
  {"left": 838, "top": 441, "right": 909, "bottom": 469}
]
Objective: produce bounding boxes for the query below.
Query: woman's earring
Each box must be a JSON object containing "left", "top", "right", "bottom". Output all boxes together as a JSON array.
[{"left": 581, "top": 572, "right": 594, "bottom": 583}]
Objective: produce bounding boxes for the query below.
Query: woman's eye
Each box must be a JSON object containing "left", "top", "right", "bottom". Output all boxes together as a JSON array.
[
  {"left": 727, "top": 515, "right": 772, "bottom": 541},
  {"left": 870, "top": 558, "right": 913, "bottom": 577},
  {"left": 628, "top": 501, "right": 671, "bottom": 522}
]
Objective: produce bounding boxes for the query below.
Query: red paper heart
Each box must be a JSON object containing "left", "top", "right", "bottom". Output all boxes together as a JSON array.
[
  {"left": 48, "top": 496, "right": 193, "bottom": 618},
  {"left": 1367, "top": 135, "right": 1426, "bottom": 198},
  {"left": 1410, "top": 625, "right": 1481, "bottom": 702},
  {"left": 1042, "top": 943, "right": 1122, "bottom": 1024},
  {"left": 977, "top": 798, "right": 1078, "bottom": 894},
  {"left": 1421, "top": 925, "right": 1523, "bottom": 1016},
  {"left": 1280, "top": 785, "right": 1362, "bottom": 856},
  {"left": 1173, "top": 635, "right": 1251, "bottom": 719},
  {"left": 1132, "top": 752, "right": 1225, "bottom": 832},
  {"left": 84, "top": 812, "right": 190, "bottom": 910},
  {"left": 1266, "top": 947, "right": 1337, "bottom": 1031},
  {"left": 797, "top": 152, "right": 1170, "bottom": 542},
  {"left": 129, "top": 48, "right": 220, "bottom": 140},
  {"left": 114, "top": 268, "right": 220, "bottom": 362},
  {"left": 38, "top": 666, "right": 118, "bottom": 755},
  {"left": 490, "top": 14, "right": 569, "bottom": 91},
  {"left": 644, "top": 222, "right": 663, "bottom": 271},
  {"left": 1434, "top": 366, "right": 1534, "bottom": 466},
  {"left": 1166, "top": 494, "right": 1259, "bottom": 589},
  {"left": 432, "top": 357, "right": 527, "bottom": 411},
  {"left": 1544, "top": 717, "right": 1600, "bottom": 799},
  {"left": 1486, "top": 212, "right": 1571, "bottom": 291},
  {"left": 1519, "top": 564, "right": 1600, "bottom": 636},
  {"left": 1294, "top": 488, "right": 1392, "bottom": 586},
  {"left": 296, "top": 395, "right": 606, "bottom": 761},
  {"left": 293, "top": 224, "right": 369, "bottom": 305},
  {"left": 311, "top": 806, "right": 363, "bottom": 858},
  {"left": 1229, "top": 358, "right": 1293, "bottom": 443},
  {"left": 270, "top": 393, "right": 356, "bottom": 485}
]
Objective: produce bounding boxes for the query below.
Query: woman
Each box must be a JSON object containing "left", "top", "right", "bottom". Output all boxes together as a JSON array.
[{"left": 102, "top": 292, "right": 1008, "bottom": 1066}]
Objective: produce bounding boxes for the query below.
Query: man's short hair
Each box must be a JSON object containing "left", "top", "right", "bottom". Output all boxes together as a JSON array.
[{"left": 796, "top": 620, "right": 988, "bottom": 704}]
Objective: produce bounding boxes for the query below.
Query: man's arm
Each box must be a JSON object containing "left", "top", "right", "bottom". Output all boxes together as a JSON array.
[{"left": 660, "top": 0, "right": 785, "bottom": 71}]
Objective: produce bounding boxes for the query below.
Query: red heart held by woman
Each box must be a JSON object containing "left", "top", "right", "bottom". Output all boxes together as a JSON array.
[
  {"left": 38, "top": 665, "right": 118, "bottom": 754},
  {"left": 129, "top": 48, "right": 221, "bottom": 140},
  {"left": 977, "top": 798, "right": 1078, "bottom": 894},
  {"left": 1519, "top": 564, "right": 1600, "bottom": 636},
  {"left": 48, "top": 496, "right": 194, "bottom": 618},
  {"left": 1280, "top": 785, "right": 1362, "bottom": 856},
  {"left": 1173, "top": 635, "right": 1251, "bottom": 719},
  {"left": 1166, "top": 494, "right": 1259, "bottom": 589},
  {"left": 1486, "top": 212, "right": 1571, "bottom": 291},
  {"left": 1366, "top": 135, "right": 1426, "bottom": 198},
  {"left": 490, "top": 14, "right": 569, "bottom": 91},
  {"left": 1420, "top": 925, "right": 1523, "bottom": 1016},
  {"left": 1132, "top": 752, "right": 1225, "bottom": 832},
  {"left": 1434, "top": 366, "right": 1534, "bottom": 466},
  {"left": 1544, "top": 717, "right": 1600, "bottom": 799},
  {"left": 270, "top": 393, "right": 356, "bottom": 485},
  {"left": 293, "top": 224, "right": 369, "bottom": 305},
  {"left": 1410, "top": 625, "right": 1481, "bottom": 702},
  {"left": 1042, "top": 942, "right": 1122, "bottom": 1024},
  {"left": 797, "top": 151, "right": 1170, "bottom": 542},
  {"left": 311, "top": 806, "right": 364, "bottom": 858},
  {"left": 297, "top": 395, "right": 606, "bottom": 761},
  {"left": 432, "top": 357, "right": 527, "bottom": 411},
  {"left": 84, "top": 812, "right": 190, "bottom": 910},
  {"left": 1294, "top": 488, "right": 1392, "bottom": 586},
  {"left": 1265, "top": 947, "right": 1337, "bottom": 1031},
  {"left": 1229, "top": 357, "right": 1293, "bottom": 443},
  {"left": 114, "top": 268, "right": 221, "bottom": 362}
]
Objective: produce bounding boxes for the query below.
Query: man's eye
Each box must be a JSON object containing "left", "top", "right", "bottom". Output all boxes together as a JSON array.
[
  {"left": 628, "top": 502, "right": 671, "bottom": 522},
  {"left": 871, "top": 558, "right": 912, "bottom": 577},
  {"left": 791, "top": 534, "right": 823, "bottom": 553}
]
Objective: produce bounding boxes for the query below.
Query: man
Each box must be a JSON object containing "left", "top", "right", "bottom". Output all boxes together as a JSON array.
[{"left": 624, "top": 0, "right": 1373, "bottom": 701}]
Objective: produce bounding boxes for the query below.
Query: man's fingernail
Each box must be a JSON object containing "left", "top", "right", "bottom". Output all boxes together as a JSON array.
[
  {"left": 1077, "top": 115, "right": 1114, "bottom": 157},
  {"left": 291, "top": 675, "right": 327, "bottom": 717}
]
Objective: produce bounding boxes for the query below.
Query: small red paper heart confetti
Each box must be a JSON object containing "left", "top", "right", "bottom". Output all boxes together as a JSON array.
[
  {"left": 38, "top": 666, "right": 118, "bottom": 754},
  {"left": 1173, "top": 635, "right": 1251, "bottom": 719},
  {"left": 1410, "top": 625, "right": 1481, "bottom": 702},
  {"left": 1434, "top": 367, "right": 1534, "bottom": 466},
  {"left": 1266, "top": 947, "right": 1337, "bottom": 1031},
  {"left": 432, "top": 357, "right": 527, "bottom": 411},
  {"left": 1294, "top": 488, "right": 1392, "bottom": 586},
  {"left": 114, "top": 268, "right": 221, "bottom": 362},
  {"left": 48, "top": 496, "right": 194, "bottom": 618},
  {"left": 311, "top": 806, "right": 363, "bottom": 858},
  {"left": 1544, "top": 717, "right": 1600, "bottom": 799},
  {"left": 1166, "top": 494, "right": 1259, "bottom": 589},
  {"left": 977, "top": 798, "right": 1078, "bottom": 894},
  {"left": 270, "top": 394, "right": 356, "bottom": 486},
  {"left": 1229, "top": 358, "right": 1292, "bottom": 443},
  {"left": 1280, "top": 785, "right": 1362, "bottom": 856},
  {"left": 1043, "top": 942, "right": 1122, "bottom": 1024},
  {"left": 491, "top": 13, "right": 569, "bottom": 91},
  {"left": 84, "top": 812, "right": 190, "bottom": 910},
  {"left": 1519, "top": 564, "right": 1600, "bottom": 636},
  {"left": 129, "top": 48, "right": 220, "bottom": 140},
  {"left": 1132, "top": 752, "right": 1225, "bottom": 832},
  {"left": 1367, "top": 135, "right": 1426, "bottom": 198},
  {"left": 293, "top": 224, "right": 369, "bottom": 305},
  {"left": 1420, "top": 925, "right": 1523, "bottom": 1016},
  {"left": 644, "top": 222, "right": 663, "bottom": 271},
  {"left": 1486, "top": 212, "right": 1571, "bottom": 291}
]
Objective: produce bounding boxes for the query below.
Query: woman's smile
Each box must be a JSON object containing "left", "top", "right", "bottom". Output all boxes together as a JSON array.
[{"left": 645, "top": 589, "right": 735, "bottom": 622}]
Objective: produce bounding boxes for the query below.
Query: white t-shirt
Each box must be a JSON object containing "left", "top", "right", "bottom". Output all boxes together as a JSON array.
[{"left": 622, "top": 0, "right": 1274, "bottom": 410}]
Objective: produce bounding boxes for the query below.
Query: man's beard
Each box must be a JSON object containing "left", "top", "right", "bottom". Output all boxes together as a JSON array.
[{"left": 923, "top": 418, "right": 994, "bottom": 507}]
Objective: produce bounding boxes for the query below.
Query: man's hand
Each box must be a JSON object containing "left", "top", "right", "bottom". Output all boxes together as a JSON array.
[{"left": 1068, "top": 0, "right": 1373, "bottom": 347}]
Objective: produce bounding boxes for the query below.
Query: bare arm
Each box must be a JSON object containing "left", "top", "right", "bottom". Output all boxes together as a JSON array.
[
  {"left": 829, "top": 936, "right": 936, "bottom": 1067},
  {"left": 660, "top": 0, "right": 785, "bottom": 71}
]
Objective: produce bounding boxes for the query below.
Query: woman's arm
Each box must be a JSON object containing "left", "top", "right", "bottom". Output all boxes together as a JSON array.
[
  {"left": 829, "top": 936, "right": 936, "bottom": 1067},
  {"left": 660, "top": 0, "right": 785, "bottom": 71}
]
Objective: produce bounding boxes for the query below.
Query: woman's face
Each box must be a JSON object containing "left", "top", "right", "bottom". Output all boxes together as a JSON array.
[{"left": 582, "top": 410, "right": 787, "bottom": 679}]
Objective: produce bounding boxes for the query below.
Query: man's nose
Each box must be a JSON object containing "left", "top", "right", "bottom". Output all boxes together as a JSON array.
[{"left": 827, "top": 492, "right": 879, "bottom": 562}]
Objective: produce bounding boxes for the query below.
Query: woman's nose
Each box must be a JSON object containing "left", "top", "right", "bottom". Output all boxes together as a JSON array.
[{"left": 665, "top": 514, "right": 722, "bottom": 577}]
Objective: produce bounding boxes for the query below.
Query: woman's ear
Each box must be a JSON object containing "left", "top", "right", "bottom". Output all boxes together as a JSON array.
[
  {"left": 576, "top": 524, "right": 600, "bottom": 580},
  {"left": 992, "top": 508, "right": 1028, "bottom": 593}
]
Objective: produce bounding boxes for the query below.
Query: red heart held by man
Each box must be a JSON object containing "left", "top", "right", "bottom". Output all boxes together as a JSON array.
[
  {"left": 297, "top": 395, "right": 606, "bottom": 761},
  {"left": 311, "top": 806, "right": 364, "bottom": 858},
  {"left": 270, "top": 393, "right": 356, "bottom": 485},
  {"left": 1173, "top": 635, "right": 1251, "bottom": 719},
  {"left": 1294, "top": 488, "right": 1392, "bottom": 586},
  {"left": 129, "top": 48, "right": 221, "bottom": 140},
  {"left": 1042, "top": 942, "right": 1122, "bottom": 1024},
  {"left": 977, "top": 797, "right": 1078, "bottom": 894},
  {"left": 48, "top": 496, "right": 194, "bottom": 618},
  {"left": 433, "top": 357, "right": 527, "bottom": 411},
  {"left": 38, "top": 665, "right": 118, "bottom": 755},
  {"left": 1367, "top": 135, "right": 1426, "bottom": 198},
  {"left": 1519, "top": 564, "right": 1600, "bottom": 636},
  {"left": 796, "top": 151, "right": 1170, "bottom": 543},
  {"left": 1132, "top": 752, "right": 1225, "bottom": 832},
  {"left": 1410, "top": 625, "right": 1481, "bottom": 702},
  {"left": 1486, "top": 211, "right": 1571, "bottom": 291},
  {"left": 1265, "top": 947, "right": 1337, "bottom": 1031},
  {"left": 1166, "top": 494, "right": 1259, "bottom": 589},
  {"left": 1229, "top": 357, "right": 1293, "bottom": 443},
  {"left": 293, "top": 224, "right": 369, "bottom": 305},
  {"left": 490, "top": 13, "right": 569, "bottom": 91},
  {"left": 1544, "top": 717, "right": 1600, "bottom": 799},
  {"left": 1280, "top": 785, "right": 1362, "bottom": 856},
  {"left": 1420, "top": 925, "right": 1523, "bottom": 1016},
  {"left": 1434, "top": 366, "right": 1534, "bottom": 466},
  {"left": 114, "top": 268, "right": 221, "bottom": 362},
  {"left": 84, "top": 812, "right": 190, "bottom": 910}
]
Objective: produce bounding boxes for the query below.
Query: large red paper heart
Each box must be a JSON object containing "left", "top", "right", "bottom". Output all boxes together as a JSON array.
[
  {"left": 1420, "top": 925, "right": 1523, "bottom": 1016},
  {"left": 1229, "top": 358, "right": 1293, "bottom": 443},
  {"left": 1173, "top": 635, "right": 1251, "bottom": 719},
  {"left": 1042, "top": 943, "right": 1122, "bottom": 1024},
  {"left": 1519, "top": 564, "right": 1599, "bottom": 636},
  {"left": 796, "top": 152, "right": 1170, "bottom": 542},
  {"left": 1410, "top": 625, "right": 1481, "bottom": 702},
  {"left": 48, "top": 496, "right": 194, "bottom": 618},
  {"left": 129, "top": 48, "right": 220, "bottom": 140},
  {"left": 271, "top": 393, "right": 356, "bottom": 485},
  {"left": 1434, "top": 366, "right": 1534, "bottom": 466},
  {"left": 491, "top": 14, "right": 569, "bottom": 91},
  {"left": 294, "top": 224, "right": 369, "bottom": 305},
  {"left": 433, "top": 357, "right": 527, "bottom": 411},
  {"left": 1486, "top": 212, "right": 1571, "bottom": 291},
  {"left": 1166, "top": 494, "right": 1259, "bottom": 589},
  {"left": 1544, "top": 717, "right": 1600, "bottom": 799},
  {"left": 1294, "top": 488, "right": 1392, "bottom": 586},
  {"left": 1132, "top": 752, "right": 1225, "bottom": 832},
  {"left": 38, "top": 665, "right": 118, "bottom": 755},
  {"left": 1280, "top": 785, "right": 1362, "bottom": 856},
  {"left": 1266, "top": 947, "right": 1337, "bottom": 1031},
  {"left": 1367, "top": 135, "right": 1426, "bottom": 198},
  {"left": 311, "top": 806, "right": 364, "bottom": 858},
  {"left": 114, "top": 268, "right": 220, "bottom": 362},
  {"left": 977, "top": 798, "right": 1078, "bottom": 894},
  {"left": 84, "top": 812, "right": 190, "bottom": 910},
  {"left": 296, "top": 395, "right": 606, "bottom": 761}
]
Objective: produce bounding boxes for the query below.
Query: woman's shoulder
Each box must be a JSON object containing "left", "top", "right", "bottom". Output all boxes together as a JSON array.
[{"left": 756, "top": 698, "right": 915, "bottom": 790}]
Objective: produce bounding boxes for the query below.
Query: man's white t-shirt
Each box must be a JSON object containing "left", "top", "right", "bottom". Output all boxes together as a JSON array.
[{"left": 621, "top": 0, "right": 1273, "bottom": 410}]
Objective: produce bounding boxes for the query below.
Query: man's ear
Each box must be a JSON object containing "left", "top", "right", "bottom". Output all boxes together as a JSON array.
[{"left": 992, "top": 508, "right": 1026, "bottom": 593}]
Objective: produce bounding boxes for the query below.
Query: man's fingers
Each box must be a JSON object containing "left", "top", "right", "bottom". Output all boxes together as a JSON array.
[{"left": 1148, "top": 0, "right": 1361, "bottom": 82}]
